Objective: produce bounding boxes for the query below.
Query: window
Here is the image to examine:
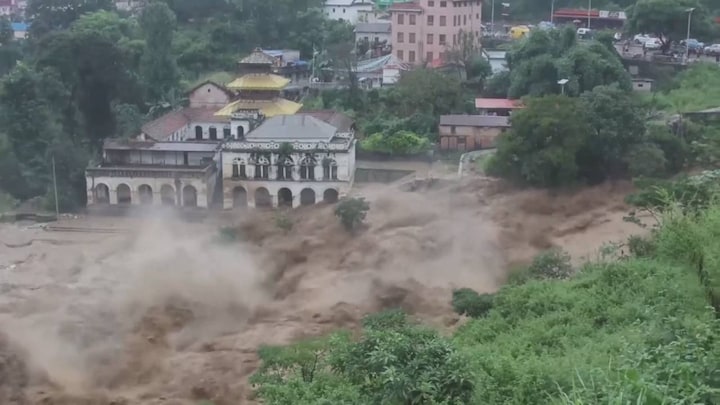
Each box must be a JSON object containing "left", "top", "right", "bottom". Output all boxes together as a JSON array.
[
  {"left": 397, "top": 32, "right": 404, "bottom": 43},
  {"left": 409, "top": 51, "right": 415, "bottom": 62},
  {"left": 453, "top": 34, "right": 456, "bottom": 45},
  {"left": 239, "top": 163, "right": 246, "bottom": 179},
  {"left": 254, "top": 156, "right": 270, "bottom": 179},
  {"left": 300, "top": 156, "right": 316, "bottom": 180},
  {"left": 439, "top": 15, "right": 446, "bottom": 26},
  {"left": 409, "top": 14, "right": 416, "bottom": 25},
  {"left": 451, "top": 125, "right": 457, "bottom": 134},
  {"left": 427, "top": 33, "right": 434, "bottom": 44},
  {"left": 426, "top": 51, "right": 433, "bottom": 61},
  {"left": 236, "top": 125, "right": 245, "bottom": 139},
  {"left": 439, "top": 34, "right": 446, "bottom": 45},
  {"left": 232, "top": 163, "right": 239, "bottom": 178},
  {"left": 223, "top": 128, "right": 231, "bottom": 139},
  {"left": 209, "top": 127, "right": 217, "bottom": 140},
  {"left": 427, "top": 15, "right": 434, "bottom": 25},
  {"left": 194, "top": 126, "right": 202, "bottom": 140},
  {"left": 397, "top": 49, "right": 404, "bottom": 59},
  {"left": 440, "top": 0, "right": 446, "bottom": 6},
  {"left": 323, "top": 159, "right": 338, "bottom": 180},
  {"left": 277, "top": 157, "right": 293, "bottom": 180},
  {"left": 397, "top": 13, "right": 404, "bottom": 24},
  {"left": 409, "top": 32, "right": 415, "bottom": 43},
  {"left": 428, "top": 0, "right": 434, "bottom": 5},
  {"left": 476, "top": 13, "right": 479, "bottom": 19},
  {"left": 463, "top": 15, "right": 467, "bottom": 24}
]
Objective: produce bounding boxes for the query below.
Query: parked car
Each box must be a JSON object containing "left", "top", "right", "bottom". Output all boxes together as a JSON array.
[
  {"left": 644, "top": 38, "right": 662, "bottom": 50},
  {"left": 681, "top": 39, "right": 705, "bottom": 52},
  {"left": 705, "top": 44, "right": 720, "bottom": 56},
  {"left": 634, "top": 34, "right": 655, "bottom": 45}
]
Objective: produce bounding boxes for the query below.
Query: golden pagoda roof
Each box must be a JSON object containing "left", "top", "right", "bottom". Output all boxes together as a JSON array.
[
  {"left": 214, "top": 98, "right": 303, "bottom": 118},
  {"left": 226, "top": 74, "right": 291, "bottom": 91}
]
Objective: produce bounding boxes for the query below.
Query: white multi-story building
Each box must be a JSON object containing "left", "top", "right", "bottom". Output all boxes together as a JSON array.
[
  {"left": 324, "top": 0, "right": 374, "bottom": 24},
  {"left": 222, "top": 112, "right": 356, "bottom": 209}
]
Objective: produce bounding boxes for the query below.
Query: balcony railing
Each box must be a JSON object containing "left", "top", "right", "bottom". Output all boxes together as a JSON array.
[{"left": 86, "top": 163, "right": 215, "bottom": 179}]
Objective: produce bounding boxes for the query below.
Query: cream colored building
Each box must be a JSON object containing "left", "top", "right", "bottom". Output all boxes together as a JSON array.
[{"left": 222, "top": 112, "right": 356, "bottom": 209}]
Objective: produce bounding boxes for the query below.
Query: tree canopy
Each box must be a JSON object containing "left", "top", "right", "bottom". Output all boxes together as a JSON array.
[{"left": 627, "top": 0, "right": 715, "bottom": 51}]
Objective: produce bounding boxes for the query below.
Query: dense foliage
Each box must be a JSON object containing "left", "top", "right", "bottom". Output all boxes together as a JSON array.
[
  {"left": 334, "top": 197, "right": 370, "bottom": 233},
  {"left": 253, "top": 187, "right": 720, "bottom": 404},
  {"left": 627, "top": 0, "right": 716, "bottom": 51}
]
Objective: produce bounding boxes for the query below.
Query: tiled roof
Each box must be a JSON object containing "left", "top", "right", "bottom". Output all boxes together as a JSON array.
[
  {"left": 387, "top": 1, "right": 423, "bottom": 11},
  {"left": 141, "top": 107, "right": 226, "bottom": 141},
  {"left": 213, "top": 98, "right": 303, "bottom": 118},
  {"left": 440, "top": 115, "right": 511, "bottom": 128},
  {"left": 247, "top": 115, "right": 337, "bottom": 141},
  {"left": 299, "top": 110, "right": 355, "bottom": 131},
  {"left": 475, "top": 98, "right": 524, "bottom": 110},
  {"left": 187, "top": 80, "right": 235, "bottom": 98},
  {"left": 240, "top": 48, "right": 277, "bottom": 65},
  {"left": 226, "top": 74, "right": 291, "bottom": 91},
  {"left": 355, "top": 22, "right": 391, "bottom": 33}
]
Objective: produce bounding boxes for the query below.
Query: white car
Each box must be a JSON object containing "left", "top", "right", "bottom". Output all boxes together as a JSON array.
[
  {"left": 634, "top": 34, "right": 656, "bottom": 45},
  {"left": 704, "top": 44, "right": 720, "bottom": 56},
  {"left": 644, "top": 38, "right": 662, "bottom": 50}
]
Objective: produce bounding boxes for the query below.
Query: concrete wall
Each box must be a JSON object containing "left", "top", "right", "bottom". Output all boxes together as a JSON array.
[
  {"left": 86, "top": 175, "right": 215, "bottom": 208},
  {"left": 189, "top": 83, "right": 231, "bottom": 108},
  {"left": 324, "top": 0, "right": 373, "bottom": 24},
  {"left": 438, "top": 125, "right": 505, "bottom": 151}
]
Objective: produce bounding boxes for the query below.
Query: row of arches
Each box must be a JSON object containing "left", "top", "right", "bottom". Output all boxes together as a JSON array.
[
  {"left": 195, "top": 125, "right": 244, "bottom": 141},
  {"left": 232, "top": 187, "right": 338, "bottom": 208},
  {"left": 93, "top": 183, "right": 198, "bottom": 207}
]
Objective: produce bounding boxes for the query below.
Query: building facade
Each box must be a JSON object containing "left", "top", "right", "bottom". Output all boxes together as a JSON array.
[
  {"left": 324, "top": 0, "right": 374, "bottom": 24},
  {"left": 222, "top": 114, "right": 356, "bottom": 209},
  {"left": 439, "top": 115, "right": 510, "bottom": 151},
  {"left": 86, "top": 141, "right": 221, "bottom": 208},
  {"left": 389, "top": 0, "right": 482, "bottom": 65}
]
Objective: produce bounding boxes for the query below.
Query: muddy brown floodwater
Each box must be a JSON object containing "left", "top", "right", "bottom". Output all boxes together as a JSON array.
[{"left": 0, "top": 179, "right": 646, "bottom": 404}]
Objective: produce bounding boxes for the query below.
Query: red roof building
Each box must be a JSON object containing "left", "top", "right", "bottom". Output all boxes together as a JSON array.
[
  {"left": 552, "top": 8, "right": 626, "bottom": 29},
  {"left": 715, "top": 16, "right": 720, "bottom": 24},
  {"left": 475, "top": 98, "right": 523, "bottom": 110}
]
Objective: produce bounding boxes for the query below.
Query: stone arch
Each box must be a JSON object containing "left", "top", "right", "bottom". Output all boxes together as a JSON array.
[
  {"left": 237, "top": 125, "right": 245, "bottom": 139},
  {"left": 94, "top": 183, "right": 110, "bottom": 204},
  {"left": 182, "top": 185, "right": 198, "bottom": 207},
  {"left": 138, "top": 184, "right": 153, "bottom": 205},
  {"left": 117, "top": 183, "right": 132, "bottom": 204},
  {"left": 278, "top": 188, "right": 293, "bottom": 207},
  {"left": 233, "top": 186, "right": 248, "bottom": 208},
  {"left": 300, "top": 188, "right": 316, "bottom": 205},
  {"left": 195, "top": 125, "right": 202, "bottom": 140},
  {"left": 323, "top": 188, "right": 339, "bottom": 204},
  {"left": 160, "top": 184, "right": 175, "bottom": 205},
  {"left": 254, "top": 187, "right": 271, "bottom": 208}
]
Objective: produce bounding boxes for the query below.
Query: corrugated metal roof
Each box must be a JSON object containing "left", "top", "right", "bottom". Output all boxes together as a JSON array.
[
  {"left": 240, "top": 48, "right": 276, "bottom": 65},
  {"left": 440, "top": 115, "right": 511, "bottom": 128},
  {"left": 213, "top": 98, "right": 302, "bottom": 118},
  {"left": 299, "top": 110, "right": 355, "bottom": 131},
  {"left": 141, "top": 107, "right": 226, "bottom": 141},
  {"left": 226, "top": 74, "right": 291, "bottom": 90},
  {"left": 355, "top": 22, "right": 391, "bottom": 33},
  {"left": 247, "top": 115, "right": 337, "bottom": 141},
  {"left": 475, "top": 98, "right": 523, "bottom": 110},
  {"left": 103, "top": 140, "right": 221, "bottom": 152}
]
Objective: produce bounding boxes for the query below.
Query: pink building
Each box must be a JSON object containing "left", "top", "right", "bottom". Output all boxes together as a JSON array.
[{"left": 389, "top": 0, "right": 483, "bottom": 65}]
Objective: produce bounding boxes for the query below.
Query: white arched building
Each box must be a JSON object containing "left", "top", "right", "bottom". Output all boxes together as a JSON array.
[{"left": 222, "top": 113, "right": 356, "bottom": 209}]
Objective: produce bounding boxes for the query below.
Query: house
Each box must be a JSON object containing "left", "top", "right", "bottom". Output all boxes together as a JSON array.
[
  {"left": 438, "top": 115, "right": 510, "bottom": 151},
  {"left": 552, "top": 8, "right": 627, "bottom": 30},
  {"left": 355, "top": 21, "right": 392, "bottom": 46},
  {"left": 483, "top": 50, "right": 507, "bottom": 74},
  {"left": 11, "top": 22, "right": 27, "bottom": 40},
  {"left": 85, "top": 140, "right": 222, "bottom": 208},
  {"left": 0, "top": 0, "right": 15, "bottom": 16},
  {"left": 389, "top": 0, "right": 483, "bottom": 65},
  {"left": 475, "top": 98, "right": 523, "bottom": 116},
  {"left": 632, "top": 78, "right": 654, "bottom": 92},
  {"left": 324, "top": 0, "right": 374, "bottom": 24},
  {"left": 221, "top": 113, "right": 356, "bottom": 209}
]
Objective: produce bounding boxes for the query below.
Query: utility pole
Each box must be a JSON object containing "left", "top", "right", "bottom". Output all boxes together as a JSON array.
[
  {"left": 550, "top": 0, "right": 555, "bottom": 23},
  {"left": 51, "top": 155, "right": 59, "bottom": 218},
  {"left": 587, "top": 0, "right": 592, "bottom": 29},
  {"left": 685, "top": 8, "right": 695, "bottom": 64},
  {"left": 490, "top": 0, "right": 495, "bottom": 35}
]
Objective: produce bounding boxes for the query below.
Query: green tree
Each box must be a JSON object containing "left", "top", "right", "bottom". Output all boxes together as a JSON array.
[
  {"left": 452, "top": 288, "right": 495, "bottom": 318},
  {"left": 334, "top": 197, "right": 370, "bottom": 233},
  {"left": 487, "top": 95, "right": 592, "bottom": 187},
  {"left": 139, "top": 1, "right": 179, "bottom": 102},
  {"left": 577, "top": 84, "right": 648, "bottom": 182},
  {"left": 26, "top": 0, "right": 114, "bottom": 38},
  {"left": 625, "top": 143, "right": 668, "bottom": 178},
  {"left": 0, "top": 17, "right": 13, "bottom": 45},
  {"left": 627, "top": 0, "right": 715, "bottom": 52}
]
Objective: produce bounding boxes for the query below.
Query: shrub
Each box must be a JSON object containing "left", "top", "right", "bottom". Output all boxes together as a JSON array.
[
  {"left": 627, "top": 235, "right": 656, "bottom": 258},
  {"left": 275, "top": 212, "right": 293, "bottom": 233},
  {"left": 528, "top": 248, "right": 573, "bottom": 280},
  {"left": 334, "top": 197, "right": 369, "bottom": 232},
  {"left": 361, "top": 309, "right": 408, "bottom": 331},
  {"left": 624, "top": 142, "right": 668, "bottom": 178},
  {"left": 452, "top": 288, "right": 494, "bottom": 318},
  {"left": 217, "top": 226, "right": 239, "bottom": 242}
]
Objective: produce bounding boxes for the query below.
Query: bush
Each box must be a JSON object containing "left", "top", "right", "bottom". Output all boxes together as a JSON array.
[
  {"left": 627, "top": 235, "right": 656, "bottom": 258},
  {"left": 452, "top": 288, "right": 494, "bottom": 318},
  {"left": 275, "top": 212, "right": 293, "bottom": 233},
  {"left": 528, "top": 248, "right": 573, "bottom": 280},
  {"left": 334, "top": 197, "right": 370, "bottom": 232},
  {"left": 624, "top": 142, "right": 668, "bottom": 178},
  {"left": 360, "top": 130, "right": 431, "bottom": 155}
]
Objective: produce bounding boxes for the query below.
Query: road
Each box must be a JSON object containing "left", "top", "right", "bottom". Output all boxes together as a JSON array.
[{"left": 614, "top": 42, "right": 720, "bottom": 65}]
